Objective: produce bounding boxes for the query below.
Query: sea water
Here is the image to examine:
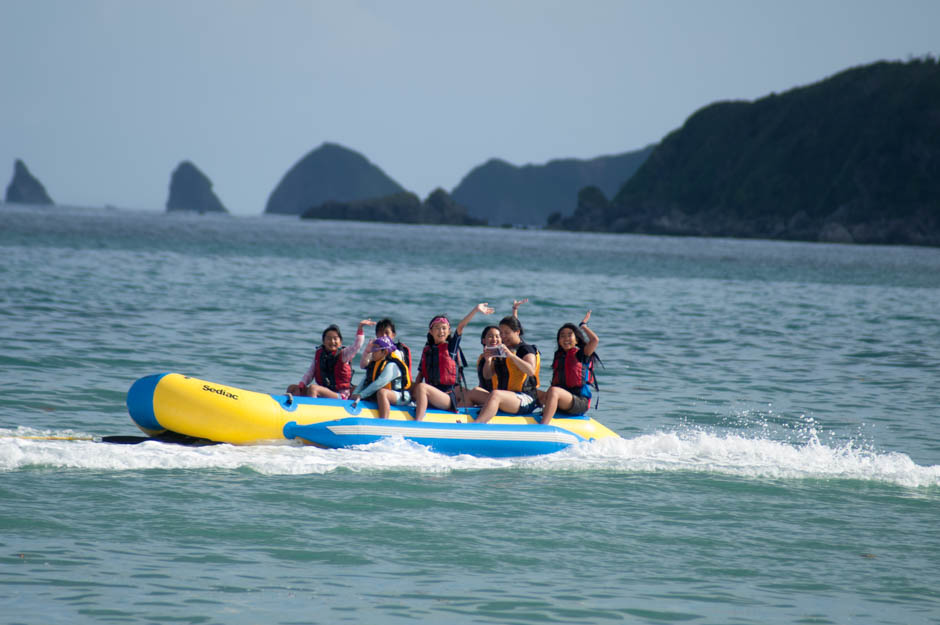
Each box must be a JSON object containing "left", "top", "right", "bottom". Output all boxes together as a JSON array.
[{"left": 1, "top": 204, "right": 938, "bottom": 625}]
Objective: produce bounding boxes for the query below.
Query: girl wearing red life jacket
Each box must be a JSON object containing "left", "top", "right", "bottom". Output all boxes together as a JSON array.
[
  {"left": 287, "top": 319, "right": 375, "bottom": 399},
  {"left": 540, "top": 310, "right": 599, "bottom": 426},
  {"left": 411, "top": 302, "right": 494, "bottom": 421}
]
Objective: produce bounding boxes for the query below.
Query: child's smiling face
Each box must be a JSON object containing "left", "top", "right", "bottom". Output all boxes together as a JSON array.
[
  {"left": 558, "top": 327, "right": 578, "bottom": 351},
  {"left": 499, "top": 323, "right": 520, "bottom": 347},
  {"left": 482, "top": 327, "right": 501, "bottom": 346},
  {"left": 323, "top": 329, "right": 342, "bottom": 352},
  {"left": 430, "top": 320, "right": 450, "bottom": 343}
]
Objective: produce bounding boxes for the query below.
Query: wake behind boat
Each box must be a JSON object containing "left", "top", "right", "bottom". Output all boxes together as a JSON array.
[{"left": 126, "top": 373, "right": 621, "bottom": 457}]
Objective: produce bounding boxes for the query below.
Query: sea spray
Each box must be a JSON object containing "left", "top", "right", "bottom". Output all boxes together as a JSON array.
[{"left": 4, "top": 427, "right": 938, "bottom": 488}]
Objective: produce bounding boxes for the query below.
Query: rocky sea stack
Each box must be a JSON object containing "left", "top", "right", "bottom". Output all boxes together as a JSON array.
[
  {"left": 5, "top": 160, "right": 54, "bottom": 205},
  {"left": 265, "top": 143, "right": 405, "bottom": 216},
  {"left": 166, "top": 161, "right": 227, "bottom": 213}
]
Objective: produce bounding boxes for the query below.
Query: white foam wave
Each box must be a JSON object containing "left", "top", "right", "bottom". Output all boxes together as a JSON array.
[
  {"left": 529, "top": 430, "right": 940, "bottom": 488},
  {"left": 2, "top": 427, "right": 938, "bottom": 488},
  {"left": 0, "top": 428, "right": 511, "bottom": 475}
]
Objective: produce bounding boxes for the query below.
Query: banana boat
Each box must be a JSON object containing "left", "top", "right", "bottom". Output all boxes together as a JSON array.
[{"left": 126, "top": 373, "right": 621, "bottom": 457}]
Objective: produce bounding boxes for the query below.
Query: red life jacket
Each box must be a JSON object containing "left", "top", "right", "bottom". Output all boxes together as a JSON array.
[
  {"left": 551, "top": 347, "right": 592, "bottom": 396},
  {"left": 314, "top": 346, "right": 352, "bottom": 391},
  {"left": 420, "top": 342, "right": 457, "bottom": 389}
]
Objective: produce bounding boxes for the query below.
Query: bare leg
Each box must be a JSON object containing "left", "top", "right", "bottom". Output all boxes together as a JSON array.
[
  {"left": 540, "top": 387, "right": 573, "bottom": 426},
  {"left": 307, "top": 384, "right": 340, "bottom": 399},
  {"left": 475, "top": 390, "right": 522, "bottom": 423},
  {"left": 413, "top": 382, "right": 429, "bottom": 421},
  {"left": 376, "top": 388, "right": 393, "bottom": 419},
  {"left": 414, "top": 383, "right": 457, "bottom": 420},
  {"left": 461, "top": 387, "right": 491, "bottom": 407}
]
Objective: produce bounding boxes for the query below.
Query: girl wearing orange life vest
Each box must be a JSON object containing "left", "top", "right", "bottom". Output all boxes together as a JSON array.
[
  {"left": 411, "top": 302, "right": 494, "bottom": 421},
  {"left": 474, "top": 325, "right": 502, "bottom": 392},
  {"left": 474, "top": 314, "right": 541, "bottom": 423},
  {"left": 464, "top": 298, "right": 528, "bottom": 407},
  {"left": 287, "top": 319, "right": 374, "bottom": 399},
  {"left": 359, "top": 318, "right": 412, "bottom": 381},
  {"left": 540, "top": 310, "right": 599, "bottom": 426},
  {"left": 350, "top": 336, "right": 412, "bottom": 419}
]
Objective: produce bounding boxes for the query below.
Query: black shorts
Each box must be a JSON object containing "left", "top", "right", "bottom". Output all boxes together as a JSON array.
[
  {"left": 559, "top": 393, "right": 591, "bottom": 416},
  {"left": 514, "top": 392, "right": 538, "bottom": 415}
]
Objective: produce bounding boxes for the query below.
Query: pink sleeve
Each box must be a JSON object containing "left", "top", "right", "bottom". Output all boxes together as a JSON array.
[
  {"left": 341, "top": 329, "right": 365, "bottom": 363},
  {"left": 299, "top": 358, "right": 317, "bottom": 387}
]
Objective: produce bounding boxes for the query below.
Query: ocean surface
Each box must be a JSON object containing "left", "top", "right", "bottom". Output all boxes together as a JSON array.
[{"left": 2, "top": 203, "right": 939, "bottom": 625}]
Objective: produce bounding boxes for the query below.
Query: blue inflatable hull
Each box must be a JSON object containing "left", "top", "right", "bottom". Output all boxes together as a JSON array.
[{"left": 284, "top": 417, "right": 587, "bottom": 458}]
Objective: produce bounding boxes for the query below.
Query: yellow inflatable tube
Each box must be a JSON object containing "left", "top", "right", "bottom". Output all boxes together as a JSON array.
[{"left": 126, "top": 372, "right": 621, "bottom": 449}]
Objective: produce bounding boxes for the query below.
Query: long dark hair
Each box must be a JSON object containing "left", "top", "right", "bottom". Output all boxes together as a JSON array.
[
  {"left": 480, "top": 325, "right": 500, "bottom": 344},
  {"left": 498, "top": 315, "right": 524, "bottom": 336},
  {"left": 321, "top": 324, "right": 342, "bottom": 344},
  {"left": 552, "top": 322, "right": 602, "bottom": 406},
  {"left": 556, "top": 323, "right": 586, "bottom": 350}
]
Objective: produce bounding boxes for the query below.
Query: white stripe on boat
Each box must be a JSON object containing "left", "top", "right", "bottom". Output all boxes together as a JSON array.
[{"left": 326, "top": 424, "right": 580, "bottom": 444}]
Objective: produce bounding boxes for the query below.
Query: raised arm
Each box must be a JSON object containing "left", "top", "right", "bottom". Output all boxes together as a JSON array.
[
  {"left": 579, "top": 310, "right": 599, "bottom": 357},
  {"left": 343, "top": 319, "right": 375, "bottom": 365},
  {"left": 359, "top": 340, "right": 375, "bottom": 369},
  {"left": 511, "top": 298, "right": 528, "bottom": 319},
  {"left": 455, "top": 302, "right": 494, "bottom": 335}
]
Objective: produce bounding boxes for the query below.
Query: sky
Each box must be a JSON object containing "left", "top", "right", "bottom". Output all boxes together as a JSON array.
[{"left": 1, "top": 0, "right": 937, "bottom": 215}]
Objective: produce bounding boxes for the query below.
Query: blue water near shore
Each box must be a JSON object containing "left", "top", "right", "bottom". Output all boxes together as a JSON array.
[{"left": 2, "top": 204, "right": 939, "bottom": 624}]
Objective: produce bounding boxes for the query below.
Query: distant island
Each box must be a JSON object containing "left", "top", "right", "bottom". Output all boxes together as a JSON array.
[
  {"left": 264, "top": 141, "right": 654, "bottom": 228},
  {"left": 7, "top": 58, "right": 938, "bottom": 247},
  {"left": 5, "top": 159, "right": 54, "bottom": 205},
  {"left": 265, "top": 143, "right": 405, "bottom": 216},
  {"left": 166, "top": 161, "right": 228, "bottom": 213},
  {"left": 553, "top": 59, "right": 940, "bottom": 246},
  {"left": 302, "top": 188, "right": 484, "bottom": 226},
  {"left": 451, "top": 146, "right": 655, "bottom": 226}
]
